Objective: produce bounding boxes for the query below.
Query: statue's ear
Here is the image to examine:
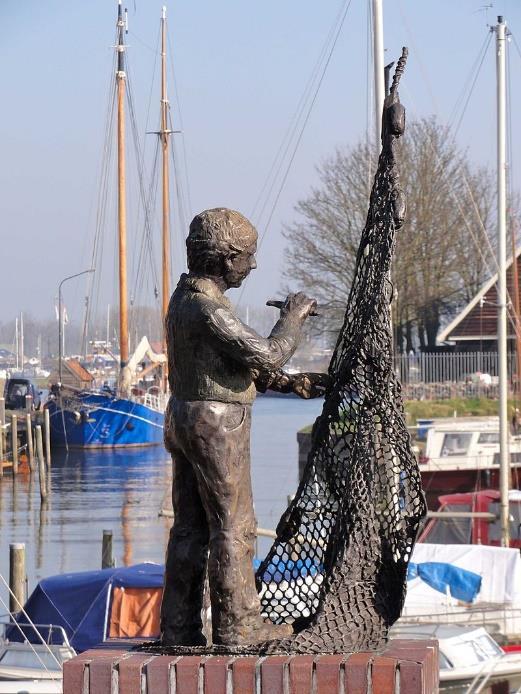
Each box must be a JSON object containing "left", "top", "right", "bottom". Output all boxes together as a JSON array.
[{"left": 223, "top": 252, "right": 237, "bottom": 273}]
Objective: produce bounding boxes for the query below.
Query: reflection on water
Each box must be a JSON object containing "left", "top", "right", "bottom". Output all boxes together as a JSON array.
[{"left": 0, "top": 396, "right": 323, "bottom": 607}]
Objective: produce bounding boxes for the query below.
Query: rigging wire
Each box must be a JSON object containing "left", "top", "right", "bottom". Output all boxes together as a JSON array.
[
  {"left": 0, "top": 574, "right": 63, "bottom": 674},
  {"left": 248, "top": 0, "right": 347, "bottom": 225},
  {"left": 167, "top": 30, "right": 193, "bottom": 222},
  {"left": 170, "top": 131, "right": 189, "bottom": 278},
  {"left": 415, "top": 18, "right": 521, "bottom": 349},
  {"left": 133, "top": 138, "right": 161, "bottom": 307},
  {"left": 238, "top": 0, "right": 353, "bottom": 307},
  {"left": 449, "top": 31, "right": 493, "bottom": 137},
  {"left": 85, "top": 42, "right": 119, "bottom": 347},
  {"left": 142, "top": 25, "right": 161, "bottom": 151},
  {"left": 257, "top": 0, "right": 353, "bottom": 246},
  {"left": 400, "top": 18, "right": 521, "bottom": 343},
  {"left": 396, "top": 0, "right": 440, "bottom": 114},
  {"left": 395, "top": 11, "right": 500, "bottom": 283},
  {"left": 126, "top": 62, "right": 161, "bottom": 295}
]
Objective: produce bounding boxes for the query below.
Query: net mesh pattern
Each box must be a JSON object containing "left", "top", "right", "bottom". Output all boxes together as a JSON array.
[{"left": 139, "top": 50, "right": 426, "bottom": 656}]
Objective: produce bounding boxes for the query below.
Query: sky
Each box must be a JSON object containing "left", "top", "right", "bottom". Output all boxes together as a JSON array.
[{"left": 1, "top": 0, "right": 521, "bottom": 331}]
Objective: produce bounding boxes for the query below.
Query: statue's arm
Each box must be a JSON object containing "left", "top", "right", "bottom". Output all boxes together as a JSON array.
[
  {"left": 204, "top": 304, "right": 305, "bottom": 371},
  {"left": 254, "top": 370, "right": 329, "bottom": 398},
  {"left": 290, "top": 372, "right": 330, "bottom": 399},
  {"left": 254, "top": 369, "right": 293, "bottom": 394}
]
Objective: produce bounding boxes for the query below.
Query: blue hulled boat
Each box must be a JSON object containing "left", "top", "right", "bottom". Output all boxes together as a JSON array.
[
  {"left": 46, "top": 391, "right": 164, "bottom": 448},
  {"left": 47, "top": 3, "right": 172, "bottom": 448}
]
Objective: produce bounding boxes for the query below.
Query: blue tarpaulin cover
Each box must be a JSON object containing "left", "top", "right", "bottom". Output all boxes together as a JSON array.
[
  {"left": 11, "top": 558, "right": 323, "bottom": 652},
  {"left": 253, "top": 556, "right": 322, "bottom": 583},
  {"left": 407, "top": 561, "right": 482, "bottom": 603},
  {"left": 8, "top": 563, "right": 164, "bottom": 652}
]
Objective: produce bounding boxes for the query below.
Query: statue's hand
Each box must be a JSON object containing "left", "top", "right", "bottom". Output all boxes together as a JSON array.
[
  {"left": 281, "top": 292, "right": 317, "bottom": 321},
  {"left": 292, "top": 372, "right": 330, "bottom": 399}
]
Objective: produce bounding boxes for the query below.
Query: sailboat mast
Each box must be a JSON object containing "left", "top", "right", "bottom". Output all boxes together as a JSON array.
[
  {"left": 161, "top": 6, "right": 171, "bottom": 343},
  {"left": 116, "top": 0, "right": 129, "bottom": 369},
  {"left": 496, "top": 15, "right": 510, "bottom": 547}
]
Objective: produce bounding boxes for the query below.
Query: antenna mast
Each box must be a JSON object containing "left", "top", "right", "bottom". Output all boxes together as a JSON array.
[{"left": 496, "top": 16, "right": 510, "bottom": 547}]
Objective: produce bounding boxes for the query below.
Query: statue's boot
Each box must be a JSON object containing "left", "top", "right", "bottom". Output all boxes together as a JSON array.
[
  {"left": 213, "top": 618, "right": 292, "bottom": 646},
  {"left": 161, "top": 630, "right": 207, "bottom": 647}
]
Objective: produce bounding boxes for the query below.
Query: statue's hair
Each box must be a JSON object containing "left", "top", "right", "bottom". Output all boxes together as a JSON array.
[
  {"left": 186, "top": 239, "right": 229, "bottom": 274},
  {"left": 186, "top": 208, "right": 257, "bottom": 273}
]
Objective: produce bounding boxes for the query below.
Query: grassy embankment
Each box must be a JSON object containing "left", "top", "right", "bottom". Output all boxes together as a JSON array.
[
  {"left": 300, "top": 398, "right": 512, "bottom": 434},
  {"left": 404, "top": 397, "right": 511, "bottom": 423}
]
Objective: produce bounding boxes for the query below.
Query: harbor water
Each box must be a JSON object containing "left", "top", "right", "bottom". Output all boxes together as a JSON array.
[{"left": 0, "top": 396, "right": 323, "bottom": 609}]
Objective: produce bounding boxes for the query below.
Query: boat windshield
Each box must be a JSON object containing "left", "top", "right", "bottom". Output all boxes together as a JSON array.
[
  {"left": 423, "top": 504, "right": 472, "bottom": 544},
  {"left": 449, "top": 634, "right": 503, "bottom": 667},
  {"left": 0, "top": 646, "right": 66, "bottom": 671},
  {"left": 439, "top": 651, "right": 452, "bottom": 670},
  {"left": 440, "top": 433, "right": 472, "bottom": 457}
]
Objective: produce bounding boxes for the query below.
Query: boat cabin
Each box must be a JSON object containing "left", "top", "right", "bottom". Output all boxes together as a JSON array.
[
  {"left": 416, "top": 417, "right": 521, "bottom": 509},
  {"left": 420, "top": 489, "right": 521, "bottom": 548}
]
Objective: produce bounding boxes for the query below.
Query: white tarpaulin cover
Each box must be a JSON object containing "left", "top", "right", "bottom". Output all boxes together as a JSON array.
[{"left": 404, "top": 544, "right": 521, "bottom": 611}]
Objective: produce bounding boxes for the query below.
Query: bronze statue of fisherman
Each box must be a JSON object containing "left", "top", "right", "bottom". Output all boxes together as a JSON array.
[{"left": 161, "top": 208, "right": 327, "bottom": 647}]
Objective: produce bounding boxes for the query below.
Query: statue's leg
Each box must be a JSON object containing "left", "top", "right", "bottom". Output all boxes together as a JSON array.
[
  {"left": 160, "top": 436, "right": 209, "bottom": 646},
  {"left": 184, "top": 401, "right": 291, "bottom": 645}
]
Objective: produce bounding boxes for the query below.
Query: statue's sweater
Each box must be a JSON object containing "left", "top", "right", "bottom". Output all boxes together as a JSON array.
[{"left": 166, "top": 274, "right": 304, "bottom": 405}]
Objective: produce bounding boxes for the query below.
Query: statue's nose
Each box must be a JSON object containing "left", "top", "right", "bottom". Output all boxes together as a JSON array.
[{"left": 250, "top": 257, "right": 257, "bottom": 270}]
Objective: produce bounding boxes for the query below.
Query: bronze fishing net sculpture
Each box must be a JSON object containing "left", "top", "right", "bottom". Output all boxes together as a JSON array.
[
  {"left": 144, "top": 48, "right": 426, "bottom": 656},
  {"left": 254, "top": 48, "right": 426, "bottom": 655}
]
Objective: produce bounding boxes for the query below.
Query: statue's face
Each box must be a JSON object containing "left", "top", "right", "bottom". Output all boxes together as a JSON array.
[{"left": 223, "top": 241, "right": 257, "bottom": 288}]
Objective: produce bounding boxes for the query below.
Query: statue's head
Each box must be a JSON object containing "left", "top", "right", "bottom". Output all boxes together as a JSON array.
[{"left": 186, "top": 208, "right": 258, "bottom": 289}]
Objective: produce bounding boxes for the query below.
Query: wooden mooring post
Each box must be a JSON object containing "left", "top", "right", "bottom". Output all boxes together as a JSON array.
[
  {"left": 11, "top": 415, "right": 18, "bottom": 474},
  {"left": 35, "top": 425, "right": 47, "bottom": 501},
  {"left": 44, "top": 407, "right": 51, "bottom": 468},
  {"left": 9, "top": 543, "right": 26, "bottom": 614},
  {"left": 102, "top": 530, "right": 114, "bottom": 569},
  {"left": 26, "top": 413, "right": 34, "bottom": 470}
]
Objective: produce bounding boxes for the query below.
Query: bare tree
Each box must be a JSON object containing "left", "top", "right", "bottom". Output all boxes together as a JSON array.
[{"left": 284, "top": 117, "right": 498, "bottom": 351}]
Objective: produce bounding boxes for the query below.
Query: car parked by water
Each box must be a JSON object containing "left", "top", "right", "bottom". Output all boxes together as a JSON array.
[{"left": 4, "top": 378, "right": 42, "bottom": 411}]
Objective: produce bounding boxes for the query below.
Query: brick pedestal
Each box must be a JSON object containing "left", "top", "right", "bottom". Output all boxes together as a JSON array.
[{"left": 63, "top": 639, "right": 439, "bottom": 693}]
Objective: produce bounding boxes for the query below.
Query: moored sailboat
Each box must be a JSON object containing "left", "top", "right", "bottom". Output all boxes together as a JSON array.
[{"left": 47, "top": 2, "right": 175, "bottom": 448}]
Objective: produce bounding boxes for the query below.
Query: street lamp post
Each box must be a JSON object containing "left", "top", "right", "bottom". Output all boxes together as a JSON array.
[{"left": 58, "top": 269, "right": 95, "bottom": 383}]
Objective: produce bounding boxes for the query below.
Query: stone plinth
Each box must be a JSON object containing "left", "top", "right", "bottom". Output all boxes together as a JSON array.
[{"left": 63, "top": 639, "right": 439, "bottom": 693}]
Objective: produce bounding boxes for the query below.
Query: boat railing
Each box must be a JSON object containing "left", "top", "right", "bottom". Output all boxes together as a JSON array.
[
  {"left": 0, "top": 620, "right": 72, "bottom": 650},
  {"left": 140, "top": 392, "right": 167, "bottom": 412},
  {"left": 465, "top": 653, "right": 506, "bottom": 694},
  {"left": 143, "top": 393, "right": 160, "bottom": 410},
  {"left": 419, "top": 453, "right": 521, "bottom": 469}
]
